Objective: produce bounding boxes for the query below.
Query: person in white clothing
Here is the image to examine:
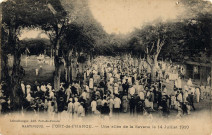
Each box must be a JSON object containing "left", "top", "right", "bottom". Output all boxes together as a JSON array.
[
  {"left": 114, "top": 83, "right": 119, "bottom": 94},
  {"left": 108, "top": 97, "right": 114, "bottom": 117},
  {"left": 183, "top": 90, "right": 188, "bottom": 103},
  {"left": 67, "top": 98, "right": 74, "bottom": 120},
  {"left": 21, "top": 81, "right": 26, "bottom": 95},
  {"left": 129, "top": 85, "right": 135, "bottom": 96},
  {"left": 195, "top": 87, "right": 200, "bottom": 103},
  {"left": 35, "top": 68, "right": 39, "bottom": 76},
  {"left": 177, "top": 77, "right": 182, "bottom": 88},
  {"left": 139, "top": 91, "right": 145, "bottom": 101},
  {"left": 65, "top": 85, "right": 72, "bottom": 102},
  {"left": 73, "top": 98, "right": 80, "bottom": 117},
  {"left": 207, "top": 75, "right": 211, "bottom": 86},
  {"left": 41, "top": 84, "right": 47, "bottom": 92},
  {"left": 187, "top": 78, "right": 193, "bottom": 86},
  {"left": 177, "top": 91, "right": 183, "bottom": 103},
  {"left": 26, "top": 85, "right": 31, "bottom": 95},
  {"left": 77, "top": 102, "right": 85, "bottom": 117},
  {"left": 26, "top": 93, "right": 32, "bottom": 102},
  {"left": 81, "top": 90, "right": 87, "bottom": 100},
  {"left": 89, "top": 78, "right": 94, "bottom": 89},
  {"left": 190, "top": 87, "right": 195, "bottom": 95},
  {"left": 91, "top": 99, "right": 97, "bottom": 114},
  {"left": 102, "top": 96, "right": 108, "bottom": 106},
  {"left": 113, "top": 96, "right": 121, "bottom": 116},
  {"left": 49, "top": 90, "right": 54, "bottom": 99},
  {"left": 84, "top": 85, "right": 89, "bottom": 93}
]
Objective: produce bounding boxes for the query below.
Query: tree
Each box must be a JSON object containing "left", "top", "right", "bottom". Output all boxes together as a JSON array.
[
  {"left": 38, "top": 0, "right": 70, "bottom": 91},
  {"left": 60, "top": 23, "right": 95, "bottom": 83},
  {"left": 129, "top": 23, "right": 176, "bottom": 81},
  {"left": 1, "top": 0, "right": 66, "bottom": 110}
]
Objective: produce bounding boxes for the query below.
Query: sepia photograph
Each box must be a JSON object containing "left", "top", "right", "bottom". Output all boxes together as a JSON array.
[{"left": 0, "top": 0, "right": 211, "bottom": 134}]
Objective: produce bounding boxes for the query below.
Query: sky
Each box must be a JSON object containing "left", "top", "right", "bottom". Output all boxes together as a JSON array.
[
  {"left": 18, "top": 28, "right": 49, "bottom": 40},
  {"left": 88, "top": 0, "right": 186, "bottom": 34}
]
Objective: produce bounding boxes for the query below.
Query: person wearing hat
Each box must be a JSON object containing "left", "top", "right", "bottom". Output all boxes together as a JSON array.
[
  {"left": 148, "top": 88, "right": 154, "bottom": 110},
  {"left": 195, "top": 87, "right": 200, "bottom": 103},
  {"left": 89, "top": 77, "right": 94, "bottom": 90},
  {"left": 57, "top": 96, "right": 65, "bottom": 113},
  {"left": 113, "top": 83, "right": 119, "bottom": 95},
  {"left": 183, "top": 89, "right": 188, "bottom": 103},
  {"left": 121, "top": 94, "right": 128, "bottom": 113},
  {"left": 129, "top": 95, "right": 136, "bottom": 116},
  {"left": 35, "top": 85, "right": 45, "bottom": 101},
  {"left": 187, "top": 89, "right": 196, "bottom": 111},
  {"left": 101, "top": 102, "right": 110, "bottom": 119},
  {"left": 187, "top": 78, "right": 193, "bottom": 87},
  {"left": 51, "top": 97, "right": 57, "bottom": 113},
  {"left": 96, "top": 97, "right": 103, "bottom": 112},
  {"left": 133, "top": 81, "right": 139, "bottom": 94},
  {"left": 46, "top": 98, "right": 52, "bottom": 116},
  {"left": 26, "top": 84, "right": 31, "bottom": 95},
  {"left": 73, "top": 97, "right": 80, "bottom": 117},
  {"left": 139, "top": 89, "right": 145, "bottom": 102},
  {"left": 67, "top": 98, "right": 74, "bottom": 120},
  {"left": 129, "top": 85, "right": 135, "bottom": 97},
  {"left": 21, "top": 81, "right": 26, "bottom": 96},
  {"left": 108, "top": 96, "right": 114, "bottom": 117},
  {"left": 176, "top": 100, "right": 183, "bottom": 118},
  {"left": 81, "top": 90, "right": 88, "bottom": 101},
  {"left": 113, "top": 95, "right": 121, "bottom": 117},
  {"left": 170, "top": 93, "right": 176, "bottom": 109},
  {"left": 77, "top": 102, "right": 85, "bottom": 117},
  {"left": 101, "top": 96, "right": 107, "bottom": 106},
  {"left": 162, "top": 85, "right": 167, "bottom": 95},
  {"left": 91, "top": 98, "right": 97, "bottom": 114},
  {"left": 161, "top": 95, "right": 169, "bottom": 117},
  {"left": 118, "top": 83, "right": 123, "bottom": 95},
  {"left": 122, "top": 79, "right": 129, "bottom": 95},
  {"left": 41, "top": 83, "right": 47, "bottom": 92}
]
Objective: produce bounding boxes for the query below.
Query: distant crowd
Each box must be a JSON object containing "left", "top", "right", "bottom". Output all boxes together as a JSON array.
[{"left": 0, "top": 55, "right": 211, "bottom": 120}]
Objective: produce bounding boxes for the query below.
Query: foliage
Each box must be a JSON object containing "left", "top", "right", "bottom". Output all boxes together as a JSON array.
[{"left": 19, "top": 39, "right": 50, "bottom": 55}]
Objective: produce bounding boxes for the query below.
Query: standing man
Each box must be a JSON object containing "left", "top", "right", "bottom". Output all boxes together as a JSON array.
[
  {"left": 129, "top": 96, "right": 136, "bottom": 116},
  {"left": 113, "top": 95, "right": 121, "bottom": 118},
  {"left": 195, "top": 87, "right": 200, "bottom": 103}
]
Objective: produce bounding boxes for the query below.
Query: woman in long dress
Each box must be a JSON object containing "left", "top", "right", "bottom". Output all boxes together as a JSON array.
[{"left": 122, "top": 95, "right": 128, "bottom": 113}]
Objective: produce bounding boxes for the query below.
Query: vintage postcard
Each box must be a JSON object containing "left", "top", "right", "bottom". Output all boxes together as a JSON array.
[{"left": 0, "top": 0, "right": 211, "bottom": 134}]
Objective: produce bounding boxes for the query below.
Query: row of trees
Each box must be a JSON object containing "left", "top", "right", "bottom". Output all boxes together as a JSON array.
[{"left": 128, "top": 12, "right": 211, "bottom": 80}]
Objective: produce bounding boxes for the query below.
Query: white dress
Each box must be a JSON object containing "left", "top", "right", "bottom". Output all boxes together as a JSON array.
[
  {"left": 89, "top": 78, "right": 94, "bottom": 89},
  {"left": 91, "top": 101, "right": 97, "bottom": 112}
]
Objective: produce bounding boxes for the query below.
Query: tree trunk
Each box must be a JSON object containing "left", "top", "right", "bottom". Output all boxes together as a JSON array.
[
  {"left": 68, "top": 65, "right": 72, "bottom": 83},
  {"left": 71, "top": 57, "right": 78, "bottom": 81},
  {"left": 150, "top": 64, "right": 156, "bottom": 82},
  {"left": 1, "top": 52, "right": 10, "bottom": 81},
  {"left": 11, "top": 42, "right": 23, "bottom": 111},
  {"left": 64, "top": 64, "right": 72, "bottom": 83},
  {"left": 53, "top": 39, "right": 62, "bottom": 91},
  {"left": 54, "top": 63, "right": 62, "bottom": 91},
  {"left": 146, "top": 54, "right": 158, "bottom": 83},
  {"left": 64, "top": 66, "right": 68, "bottom": 82},
  {"left": 7, "top": 25, "right": 24, "bottom": 111}
]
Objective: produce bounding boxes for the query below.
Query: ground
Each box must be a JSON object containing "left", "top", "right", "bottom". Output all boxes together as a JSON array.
[{"left": 8, "top": 55, "right": 55, "bottom": 85}]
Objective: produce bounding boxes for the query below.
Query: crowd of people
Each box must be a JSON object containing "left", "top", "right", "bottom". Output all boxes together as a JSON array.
[{"left": 0, "top": 55, "right": 211, "bottom": 120}]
